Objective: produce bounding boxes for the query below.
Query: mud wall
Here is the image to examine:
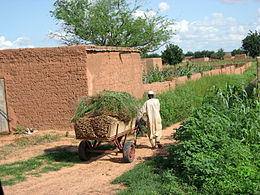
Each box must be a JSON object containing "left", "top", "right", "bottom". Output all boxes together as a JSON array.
[
  {"left": 85, "top": 46, "right": 143, "bottom": 99},
  {"left": 141, "top": 58, "right": 162, "bottom": 73},
  {"left": 0, "top": 46, "right": 89, "bottom": 131},
  {"left": 143, "top": 62, "right": 252, "bottom": 94},
  {"left": 0, "top": 46, "right": 143, "bottom": 131}
]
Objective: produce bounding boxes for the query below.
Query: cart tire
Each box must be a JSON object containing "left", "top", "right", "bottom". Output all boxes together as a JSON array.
[
  {"left": 78, "top": 140, "right": 91, "bottom": 161},
  {"left": 123, "top": 142, "right": 135, "bottom": 163}
]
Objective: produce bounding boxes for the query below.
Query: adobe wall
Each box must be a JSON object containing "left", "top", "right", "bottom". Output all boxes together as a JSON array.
[
  {"left": 0, "top": 46, "right": 143, "bottom": 131},
  {"left": 191, "top": 57, "right": 210, "bottom": 62},
  {"left": 85, "top": 46, "right": 143, "bottom": 98},
  {"left": 0, "top": 46, "right": 89, "bottom": 131},
  {"left": 143, "top": 62, "right": 252, "bottom": 94},
  {"left": 234, "top": 54, "right": 247, "bottom": 60},
  {"left": 141, "top": 58, "right": 162, "bottom": 73}
]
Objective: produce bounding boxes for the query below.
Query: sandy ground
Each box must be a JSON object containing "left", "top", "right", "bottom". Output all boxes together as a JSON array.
[{"left": 1, "top": 122, "right": 181, "bottom": 195}]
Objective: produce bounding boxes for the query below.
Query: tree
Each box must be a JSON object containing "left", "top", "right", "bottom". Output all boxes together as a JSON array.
[
  {"left": 185, "top": 51, "right": 194, "bottom": 57},
  {"left": 141, "top": 53, "right": 161, "bottom": 58},
  {"left": 50, "top": 0, "right": 174, "bottom": 54},
  {"left": 231, "top": 48, "right": 246, "bottom": 56},
  {"left": 161, "top": 44, "right": 184, "bottom": 65},
  {"left": 242, "top": 30, "right": 260, "bottom": 58},
  {"left": 193, "top": 50, "right": 214, "bottom": 58},
  {"left": 211, "top": 48, "right": 225, "bottom": 60}
]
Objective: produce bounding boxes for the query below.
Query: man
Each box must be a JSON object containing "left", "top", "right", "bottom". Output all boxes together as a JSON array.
[{"left": 137, "top": 91, "right": 162, "bottom": 149}]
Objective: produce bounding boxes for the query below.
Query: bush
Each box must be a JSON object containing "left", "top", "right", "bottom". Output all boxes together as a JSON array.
[
  {"left": 161, "top": 44, "right": 184, "bottom": 65},
  {"left": 167, "top": 84, "right": 260, "bottom": 194}
]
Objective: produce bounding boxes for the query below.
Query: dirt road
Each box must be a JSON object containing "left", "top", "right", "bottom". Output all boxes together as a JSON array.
[{"left": 2, "top": 122, "right": 181, "bottom": 195}]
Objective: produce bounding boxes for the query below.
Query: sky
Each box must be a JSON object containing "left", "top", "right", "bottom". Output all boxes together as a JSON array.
[{"left": 0, "top": 0, "right": 260, "bottom": 53}]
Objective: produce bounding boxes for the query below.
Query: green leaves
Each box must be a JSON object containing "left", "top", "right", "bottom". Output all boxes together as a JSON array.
[
  {"left": 161, "top": 44, "right": 184, "bottom": 65},
  {"left": 168, "top": 84, "right": 260, "bottom": 194},
  {"left": 50, "top": 0, "right": 174, "bottom": 53},
  {"left": 242, "top": 30, "right": 260, "bottom": 58}
]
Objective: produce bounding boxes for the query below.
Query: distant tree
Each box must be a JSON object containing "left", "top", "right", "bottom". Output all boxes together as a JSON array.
[
  {"left": 50, "top": 0, "right": 174, "bottom": 54},
  {"left": 194, "top": 50, "right": 214, "bottom": 58},
  {"left": 211, "top": 48, "right": 225, "bottom": 60},
  {"left": 231, "top": 48, "right": 246, "bottom": 56},
  {"left": 161, "top": 44, "right": 184, "bottom": 65},
  {"left": 242, "top": 30, "right": 260, "bottom": 58},
  {"left": 141, "top": 53, "right": 161, "bottom": 58},
  {"left": 185, "top": 51, "right": 194, "bottom": 57}
]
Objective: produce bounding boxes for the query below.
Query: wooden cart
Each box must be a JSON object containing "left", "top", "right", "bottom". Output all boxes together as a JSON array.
[{"left": 76, "top": 118, "right": 139, "bottom": 163}]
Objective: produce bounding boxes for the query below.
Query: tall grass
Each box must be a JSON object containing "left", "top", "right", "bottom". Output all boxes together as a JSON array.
[{"left": 158, "top": 62, "right": 257, "bottom": 128}]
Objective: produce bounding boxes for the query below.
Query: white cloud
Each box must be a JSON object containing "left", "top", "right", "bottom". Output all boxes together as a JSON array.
[
  {"left": 158, "top": 2, "right": 170, "bottom": 12},
  {"left": 210, "top": 13, "right": 236, "bottom": 26},
  {"left": 169, "top": 12, "right": 253, "bottom": 52},
  {"left": 132, "top": 10, "right": 157, "bottom": 19},
  {"left": 171, "top": 20, "right": 189, "bottom": 33},
  {"left": 0, "top": 36, "right": 34, "bottom": 50}
]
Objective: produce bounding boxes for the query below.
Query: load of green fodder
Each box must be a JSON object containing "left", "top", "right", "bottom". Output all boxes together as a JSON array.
[
  {"left": 71, "top": 90, "right": 138, "bottom": 139},
  {"left": 166, "top": 84, "right": 260, "bottom": 194}
]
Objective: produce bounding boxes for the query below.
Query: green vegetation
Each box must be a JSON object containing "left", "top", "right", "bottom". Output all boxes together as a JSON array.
[
  {"left": 158, "top": 62, "right": 257, "bottom": 129},
  {"left": 0, "top": 133, "right": 61, "bottom": 159},
  {"left": 114, "top": 63, "right": 259, "bottom": 194},
  {"left": 71, "top": 90, "right": 138, "bottom": 122},
  {"left": 167, "top": 84, "right": 259, "bottom": 194},
  {"left": 0, "top": 143, "right": 115, "bottom": 186},
  {"left": 242, "top": 30, "right": 260, "bottom": 58},
  {"left": 231, "top": 48, "right": 246, "bottom": 56},
  {"left": 143, "top": 58, "right": 254, "bottom": 84},
  {"left": 143, "top": 62, "right": 214, "bottom": 84},
  {"left": 141, "top": 53, "right": 161, "bottom": 58},
  {"left": 161, "top": 44, "right": 184, "bottom": 65},
  {"left": 181, "top": 58, "right": 253, "bottom": 67},
  {"left": 0, "top": 149, "right": 79, "bottom": 186},
  {"left": 15, "top": 126, "right": 25, "bottom": 134},
  {"left": 50, "top": 0, "right": 174, "bottom": 54},
  {"left": 15, "top": 133, "right": 61, "bottom": 147},
  {"left": 185, "top": 49, "right": 225, "bottom": 59}
]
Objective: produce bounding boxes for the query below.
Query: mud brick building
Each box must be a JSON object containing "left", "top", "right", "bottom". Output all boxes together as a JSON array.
[{"left": 0, "top": 46, "right": 143, "bottom": 132}]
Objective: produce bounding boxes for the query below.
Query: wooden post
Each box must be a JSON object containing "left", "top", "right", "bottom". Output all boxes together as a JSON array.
[{"left": 257, "top": 57, "right": 260, "bottom": 100}]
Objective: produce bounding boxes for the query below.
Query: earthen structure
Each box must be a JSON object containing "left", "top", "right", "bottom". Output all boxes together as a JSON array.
[
  {"left": 0, "top": 46, "right": 143, "bottom": 132},
  {"left": 141, "top": 58, "right": 162, "bottom": 73},
  {"left": 0, "top": 45, "right": 253, "bottom": 132}
]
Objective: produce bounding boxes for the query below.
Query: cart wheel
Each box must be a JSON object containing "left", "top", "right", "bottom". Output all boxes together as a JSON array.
[
  {"left": 123, "top": 142, "right": 135, "bottom": 163},
  {"left": 78, "top": 140, "right": 91, "bottom": 161}
]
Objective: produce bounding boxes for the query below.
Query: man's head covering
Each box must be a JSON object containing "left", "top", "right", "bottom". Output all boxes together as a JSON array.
[{"left": 148, "top": 91, "right": 154, "bottom": 95}]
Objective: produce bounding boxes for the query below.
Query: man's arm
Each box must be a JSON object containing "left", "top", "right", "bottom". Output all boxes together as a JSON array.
[{"left": 137, "top": 101, "right": 147, "bottom": 120}]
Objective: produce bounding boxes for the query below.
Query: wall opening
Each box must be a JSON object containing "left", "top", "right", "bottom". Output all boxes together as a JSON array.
[{"left": 0, "top": 79, "right": 9, "bottom": 132}]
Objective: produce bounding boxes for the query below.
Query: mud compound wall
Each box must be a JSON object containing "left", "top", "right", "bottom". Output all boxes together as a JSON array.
[
  {"left": 141, "top": 58, "right": 162, "bottom": 73},
  {"left": 85, "top": 46, "right": 143, "bottom": 99},
  {"left": 0, "top": 46, "right": 144, "bottom": 132},
  {"left": 0, "top": 46, "right": 89, "bottom": 131},
  {"left": 144, "top": 62, "right": 252, "bottom": 94}
]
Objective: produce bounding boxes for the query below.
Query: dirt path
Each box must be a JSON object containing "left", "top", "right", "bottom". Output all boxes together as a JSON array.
[{"left": 2, "top": 122, "right": 181, "bottom": 195}]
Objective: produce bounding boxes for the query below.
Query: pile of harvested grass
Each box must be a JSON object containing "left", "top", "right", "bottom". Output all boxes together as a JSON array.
[
  {"left": 72, "top": 90, "right": 138, "bottom": 139},
  {"left": 71, "top": 90, "right": 138, "bottom": 123}
]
